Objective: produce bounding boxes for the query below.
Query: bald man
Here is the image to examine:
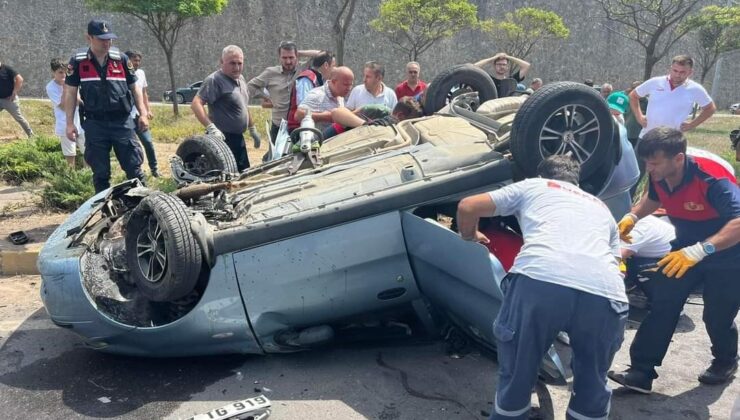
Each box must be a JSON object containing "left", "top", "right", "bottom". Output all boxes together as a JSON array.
[{"left": 295, "top": 66, "right": 354, "bottom": 131}]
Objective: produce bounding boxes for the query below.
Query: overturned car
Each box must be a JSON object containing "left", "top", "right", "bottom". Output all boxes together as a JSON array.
[{"left": 39, "top": 69, "right": 639, "bottom": 384}]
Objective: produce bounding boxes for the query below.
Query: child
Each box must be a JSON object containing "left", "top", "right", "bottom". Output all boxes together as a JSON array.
[{"left": 46, "top": 58, "right": 85, "bottom": 167}]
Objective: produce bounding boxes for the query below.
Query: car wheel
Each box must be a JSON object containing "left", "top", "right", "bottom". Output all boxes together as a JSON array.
[
  {"left": 423, "top": 64, "right": 498, "bottom": 115},
  {"left": 176, "top": 134, "right": 239, "bottom": 176},
  {"left": 125, "top": 192, "right": 202, "bottom": 302},
  {"left": 176, "top": 93, "right": 185, "bottom": 104},
  {"left": 510, "top": 81, "right": 614, "bottom": 178}
]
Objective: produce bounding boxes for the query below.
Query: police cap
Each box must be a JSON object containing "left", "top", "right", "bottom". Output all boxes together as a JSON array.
[{"left": 87, "top": 19, "right": 118, "bottom": 40}]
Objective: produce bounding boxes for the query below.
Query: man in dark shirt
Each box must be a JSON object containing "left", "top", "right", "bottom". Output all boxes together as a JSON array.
[
  {"left": 192, "top": 45, "right": 254, "bottom": 171},
  {"left": 474, "top": 52, "right": 530, "bottom": 97},
  {"left": 64, "top": 20, "right": 147, "bottom": 193},
  {"left": 0, "top": 60, "right": 34, "bottom": 138},
  {"left": 609, "top": 127, "right": 740, "bottom": 393}
]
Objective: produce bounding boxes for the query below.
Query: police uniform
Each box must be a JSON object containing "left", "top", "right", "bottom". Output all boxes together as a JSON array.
[
  {"left": 629, "top": 155, "right": 740, "bottom": 379},
  {"left": 65, "top": 25, "right": 144, "bottom": 193}
]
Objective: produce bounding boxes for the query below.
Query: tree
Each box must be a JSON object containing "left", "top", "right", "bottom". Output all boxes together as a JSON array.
[
  {"left": 370, "top": 0, "right": 481, "bottom": 61},
  {"left": 333, "top": 0, "right": 358, "bottom": 66},
  {"left": 485, "top": 7, "right": 570, "bottom": 59},
  {"left": 684, "top": 5, "right": 740, "bottom": 84},
  {"left": 595, "top": 0, "right": 703, "bottom": 80},
  {"left": 84, "top": 0, "right": 229, "bottom": 116}
]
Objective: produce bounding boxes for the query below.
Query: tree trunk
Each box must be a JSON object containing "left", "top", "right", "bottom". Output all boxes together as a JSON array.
[
  {"left": 165, "top": 48, "right": 179, "bottom": 117},
  {"left": 336, "top": 34, "right": 345, "bottom": 66},
  {"left": 643, "top": 54, "right": 658, "bottom": 81}
]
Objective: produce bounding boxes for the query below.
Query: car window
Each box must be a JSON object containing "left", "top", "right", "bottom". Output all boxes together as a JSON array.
[{"left": 191, "top": 81, "right": 203, "bottom": 89}]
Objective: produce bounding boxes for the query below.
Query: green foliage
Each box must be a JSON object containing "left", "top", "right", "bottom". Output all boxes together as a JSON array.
[
  {"left": 84, "top": 0, "right": 229, "bottom": 116},
  {"left": 0, "top": 136, "right": 67, "bottom": 183},
  {"left": 595, "top": 0, "right": 703, "bottom": 79},
  {"left": 370, "top": 0, "right": 481, "bottom": 60},
  {"left": 41, "top": 168, "right": 96, "bottom": 211},
  {"left": 84, "top": 0, "right": 228, "bottom": 18},
  {"left": 485, "top": 8, "right": 569, "bottom": 59},
  {"left": 683, "top": 6, "right": 740, "bottom": 83}
]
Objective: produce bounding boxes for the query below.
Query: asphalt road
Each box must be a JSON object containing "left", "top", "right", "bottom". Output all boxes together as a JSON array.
[{"left": 0, "top": 276, "right": 738, "bottom": 419}]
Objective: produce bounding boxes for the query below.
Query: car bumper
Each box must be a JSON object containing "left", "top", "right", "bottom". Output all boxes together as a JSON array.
[{"left": 39, "top": 187, "right": 262, "bottom": 357}]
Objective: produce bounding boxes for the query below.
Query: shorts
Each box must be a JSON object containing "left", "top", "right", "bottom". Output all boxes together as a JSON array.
[{"left": 57, "top": 132, "right": 86, "bottom": 157}]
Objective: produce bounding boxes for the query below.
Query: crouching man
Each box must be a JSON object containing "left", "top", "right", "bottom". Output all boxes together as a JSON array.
[{"left": 457, "top": 155, "right": 628, "bottom": 420}]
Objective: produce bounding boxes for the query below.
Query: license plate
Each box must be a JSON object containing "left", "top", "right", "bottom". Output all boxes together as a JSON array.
[{"left": 186, "top": 395, "right": 271, "bottom": 420}]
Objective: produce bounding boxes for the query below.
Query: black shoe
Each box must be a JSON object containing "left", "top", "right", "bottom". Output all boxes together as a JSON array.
[
  {"left": 608, "top": 368, "right": 653, "bottom": 394},
  {"left": 698, "top": 360, "right": 737, "bottom": 385},
  {"left": 151, "top": 170, "right": 160, "bottom": 178}
]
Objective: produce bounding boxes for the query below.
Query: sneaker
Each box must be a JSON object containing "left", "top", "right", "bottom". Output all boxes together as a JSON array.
[
  {"left": 698, "top": 360, "right": 738, "bottom": 385},
  {"left": 607, "top": 368, "right": 653, "bottom": 394}
]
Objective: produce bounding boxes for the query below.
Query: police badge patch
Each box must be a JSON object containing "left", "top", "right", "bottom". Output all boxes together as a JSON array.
[
  {"left": 66, "top": 63, "right": 74, "bottom": 76},
  {"left": 126, "top": 59, "right": 135, "bottom": 74}
]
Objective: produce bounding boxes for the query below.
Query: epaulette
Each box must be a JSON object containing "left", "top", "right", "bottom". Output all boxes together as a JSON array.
[
  {"left": 74, "top": 48, "right": 89, "bottom": 62},
  {"left": 108, "top": 47, "right": 122, "bottom": 61}
]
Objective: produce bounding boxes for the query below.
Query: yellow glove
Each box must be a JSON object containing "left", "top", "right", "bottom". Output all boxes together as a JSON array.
[
  {"left": 617, "top": 213, "right": 638, "bottom": 243},
  {"left": 657, "top": 242, "right": 707, "bottom": 278}
]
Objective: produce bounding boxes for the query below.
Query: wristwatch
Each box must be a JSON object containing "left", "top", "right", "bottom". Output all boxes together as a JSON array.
[{"left": 701, "top": 242, "right": 716, "bottom": 255}]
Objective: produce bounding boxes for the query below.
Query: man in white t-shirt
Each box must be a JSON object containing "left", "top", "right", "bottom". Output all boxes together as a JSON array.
[
  {"left": 621, "top": 215, "right": 676, "bottom": 300},
  {"left": 125, "top": 50, "right": 159, "bottom": 177},
  {"left": 630, "top": 55, "right": 716, "bottom": 139},
  {"left": 457, "top": 155, "right": 628, "bottom": 420},
  {"left": 46, "top": 58, "right": 84, "bottom": 167},
  {"left": 345, "top": 61, "right": 397, "bottom": 111}
]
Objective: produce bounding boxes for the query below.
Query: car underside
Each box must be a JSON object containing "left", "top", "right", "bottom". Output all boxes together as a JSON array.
[{"left": 39, "top": 73, "right": 639, "bottom": 385}]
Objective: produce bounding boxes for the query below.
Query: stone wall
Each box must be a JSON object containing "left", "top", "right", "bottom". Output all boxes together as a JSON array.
[{"left": 1, "top": 0, "right": 737, "bottom": 107}]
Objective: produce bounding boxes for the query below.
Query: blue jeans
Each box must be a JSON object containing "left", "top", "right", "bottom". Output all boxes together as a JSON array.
[
  {"left": 134, "top": 116, "right": 158, "bottom": 172},
  {"left": 490, "top": 273, "right": 628, "bottom": 420}
]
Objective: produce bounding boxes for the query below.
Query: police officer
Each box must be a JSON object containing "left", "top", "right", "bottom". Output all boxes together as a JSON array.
[
  {"left": 64, "top": 19, "right": 146, "bottom": 193},
  {"left": 609, "top": 127, "right": 740, "bottom": 393}
]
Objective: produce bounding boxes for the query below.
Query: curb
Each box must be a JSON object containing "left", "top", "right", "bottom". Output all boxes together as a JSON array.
[{"left": 0, "top": 242, "right": 42, "bottom": 275}]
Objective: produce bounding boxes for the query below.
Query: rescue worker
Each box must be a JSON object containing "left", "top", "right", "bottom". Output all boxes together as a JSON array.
[
  {"left": 286, "top": 51, "right": 335, "bottom": 132},
  {"left": 609, "top": 127, "right": 740, "bottom": 393},
  {"left": 458, "top": 155, "right": 628, "bottom": 420},
  {"left": 64, "top": 20, "right": 147, "bottom": 193}
]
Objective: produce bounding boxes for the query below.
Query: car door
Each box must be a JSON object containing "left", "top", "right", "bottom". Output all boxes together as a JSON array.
[{"left": 401, "top": 212, "right": 568, "bottom": 383}]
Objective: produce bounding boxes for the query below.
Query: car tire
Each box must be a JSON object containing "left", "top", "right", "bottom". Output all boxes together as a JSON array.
[
  {"left": 176, "top": 134, "right": 239, "bottom": 176},
  {"left": 125, "top": 192, "right": 202, "bottom": 302},
  {"left": 423, "top": 64, "right": 498, "bottom": 115},
  {"left": 176, "top": 93, "right": 185, "bottom": 104},
  {"left": 510, "top": 81, "right": 615, "bottom": 178}
]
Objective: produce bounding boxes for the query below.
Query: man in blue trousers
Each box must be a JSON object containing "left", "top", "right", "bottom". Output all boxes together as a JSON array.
[{"left": 457, "top": 155, "right": 629, "bottom": 420}]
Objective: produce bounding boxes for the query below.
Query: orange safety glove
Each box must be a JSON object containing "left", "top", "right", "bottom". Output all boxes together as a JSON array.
[
  {"left": 657, "top": 242, "right": 707, "bottom": 279},
  {"left": 617, "top": 213, "right": 638, "bottom": 243}
]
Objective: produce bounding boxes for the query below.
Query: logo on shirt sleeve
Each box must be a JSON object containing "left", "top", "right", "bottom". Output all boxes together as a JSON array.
[{"left": 66, "top": 63, "right": 75, "bottom": 76}]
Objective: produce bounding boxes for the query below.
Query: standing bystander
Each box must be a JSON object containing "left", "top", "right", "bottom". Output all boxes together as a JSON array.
[
  {"left": 609, "top": 127, "right": 740, "bottom": 393},
  {"left": 46, "top": 58, "right": 85, "bottom": 167},
  {"left": 64, "top": 19, "right": 147, "bottom": 193},
  {"left": 394, "top": 62, "right": 427, "bottom": 99},
  {"left": 248, "top": 42, "right": 321, "bottom": 143},
  {"left": 629, "top": 55, "right": 716, "bottom": 137},
  {"left": 346, "top": 61, "right": 397, "bottom": 110},
  {"left": 457, "top": 155, "right": 628, "bottom": 420},
  {"left": 0, "top": 58, "right": 34, "bottom": 138},
  {"left": 192, "top": 45, "right": 254, "bottom": 172},
  {"left": 125, "top": 50, "right": 159, "bottom": 177},
  {"left": 474, "top": 52, "right": 531, "bottom": 97},
  {"left": 600, "top": 83, "right": 613, "bottom": 99}
]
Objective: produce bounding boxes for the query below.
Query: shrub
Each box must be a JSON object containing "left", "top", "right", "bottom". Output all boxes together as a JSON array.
[
  {"left": 41, "top": 168, "right": 96, "bottom": 211},
  {"left": 0, "top": 136, "right": 67, "bottom": 183}
]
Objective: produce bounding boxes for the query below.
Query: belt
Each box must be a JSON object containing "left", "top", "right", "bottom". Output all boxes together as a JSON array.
[{"left": 85, "top": 112, "right": 129, "bottom": 121}]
